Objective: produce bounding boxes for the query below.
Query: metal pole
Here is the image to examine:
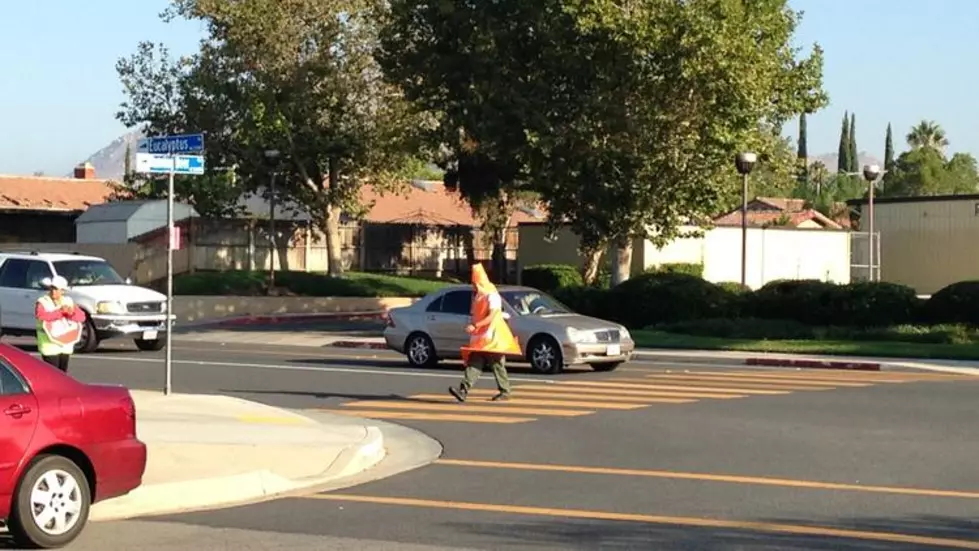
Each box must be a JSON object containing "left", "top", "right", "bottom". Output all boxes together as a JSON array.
[
  {"left": 268, "top": 172, "right": 276, "bottom": 292},
  {"left": 867, "top": 179, "right": 875, "bottom": 281},
  {"left": 740, "top": 172, "right": 748, "bottom": 287},
  {"left": 164, "top": 145, "right": 174, "bottom": 396}
]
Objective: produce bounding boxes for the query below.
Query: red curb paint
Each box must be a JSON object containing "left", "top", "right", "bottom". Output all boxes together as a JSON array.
[
  {"left": 745, "top": 357, "right": 881, "bottom": 371},
  {"left": 328, "top": 341, "right": 388, "bottom": 350}
]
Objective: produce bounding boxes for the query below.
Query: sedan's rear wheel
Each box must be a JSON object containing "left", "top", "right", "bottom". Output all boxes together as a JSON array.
[
  {"left": 528, "top": 335, "right": 564, "bottom": 374},
  {"left": 9, "top": 454, "right": 91, "bottom": 549},
  {"left": 405, "top": 332, "right": 438, "bottom": 368}
]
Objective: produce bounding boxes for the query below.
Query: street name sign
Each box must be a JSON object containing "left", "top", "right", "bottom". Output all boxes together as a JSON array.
[
  {"left": 135, "top": 153, "right": 205, "bottom": 175},
  {"left": 136, "top": 133, "right": 205, "bottom": 155}
]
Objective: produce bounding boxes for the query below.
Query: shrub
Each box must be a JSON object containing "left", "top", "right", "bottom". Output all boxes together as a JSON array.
[
  {"left": 521, "top": 264, "right": 583, "bottom": 293},
  {"left": 645, "top": 262, "right": 705, "bottom": 278},
  {"left": 833, "top": 281, "right": 919, "bottom": 327},
  {"left": 173, "top": 270, "right": 446, "bottom": 297},
  {"left": 744, "top": 279, "right": 841, "bottom": 326},
  {"left": 609, "top": 272, "right": 739, "bottom": 328},
  {"left": 922, "top": 281, "right": 979, "bottom": 326},
  {"left": 553, "top": 285, "right": 611, "bottom": 319}
]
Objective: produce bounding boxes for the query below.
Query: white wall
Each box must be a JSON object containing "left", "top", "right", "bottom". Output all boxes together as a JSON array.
[
  {"left": 76, "top": 221, "right": 129, "bottom": 244},
  {"left": 642, "top": 226, "right": 851, "bottom": 289}
]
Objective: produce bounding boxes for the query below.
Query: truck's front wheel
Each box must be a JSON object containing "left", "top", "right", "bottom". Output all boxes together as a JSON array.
[
  {"left": 134, "top": 337, "right": 165, "bottom": 351},
  {"left": 74, "top": 318, "right": 100, "bottom": 353}
]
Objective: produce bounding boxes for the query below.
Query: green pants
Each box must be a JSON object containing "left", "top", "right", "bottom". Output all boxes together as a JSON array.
[{"left": 462, "top": 353, "right": 511, "bottom": 393}]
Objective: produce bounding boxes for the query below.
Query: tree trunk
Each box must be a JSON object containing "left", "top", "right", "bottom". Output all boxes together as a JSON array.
[
  {"left": 324, "top": 160, "right": 343, "bottom": 276},
  {"left": 491, "top": 227, "right": 507, "bottom": 283},
  {"left": 581, "top": 246, "right": 603, "bottom": 286},
  {"left": 610, "top": 238, "right": 633, "bottom": 286}
]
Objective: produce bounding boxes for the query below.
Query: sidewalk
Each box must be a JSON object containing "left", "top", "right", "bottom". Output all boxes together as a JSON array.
[{"left": 90, "top": 391, "right": 396, "bottom": 521}]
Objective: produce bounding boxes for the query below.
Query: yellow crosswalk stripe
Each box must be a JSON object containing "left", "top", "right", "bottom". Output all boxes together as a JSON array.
[
  {"left": 555, "top": 380, "right": 788, "bottom": 395},
  {"left": 343, "top": 400, "right": 593, "bottom": 417},
  {"left": 613, "top": 377, "right": 836, "bottom": 391},
  {"left": 319, "top": 409, "right": 532, "bottom": 424},
  {"left": 463, "top": 388, "right": 696, "bottom": 403},
  {"left": 718, "top": 370, "right": 945, "bottom": 382},
  {"left": 514, "top": 383, "right": 748, "bottom": 399},
  {"left": 642, "top": 373, "right": 870, "bottom": 388},
  {"left": 409, "top": 394, "right": 672, "bottom": 409}
]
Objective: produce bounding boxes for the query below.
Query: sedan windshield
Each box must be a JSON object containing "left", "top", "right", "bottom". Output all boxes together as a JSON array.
[
  {"left": 501, "top": 290, "right": 572, "bottom": 316},
  {"left": 53, "top": 260, "right": 126, "bottom": 286}
]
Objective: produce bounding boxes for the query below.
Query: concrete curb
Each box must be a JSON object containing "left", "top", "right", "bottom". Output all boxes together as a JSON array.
[
  {"left": 89, "top": 419, "right": 386, "bottom": 521},
  {"left": 184, "top": 311, "right": 386, "bottom": 328},
  {"left": 328, "top": 340, "right": 389, "bottom": 350},
  {"left": 744, "top": 357, "right": 881, "bottom": 371}
]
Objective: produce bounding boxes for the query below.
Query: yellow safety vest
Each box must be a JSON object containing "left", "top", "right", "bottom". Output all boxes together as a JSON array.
[{"left": 36, "top": 295, "right": 78, "bottom": 356}]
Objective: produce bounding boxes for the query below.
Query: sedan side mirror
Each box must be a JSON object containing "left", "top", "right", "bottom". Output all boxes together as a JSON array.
[
  {"left": 502, "top": 312, "right": 511, "bottom": 320},
  {"left": 125, "top": 277, "right": 132, "bottom": 285}
]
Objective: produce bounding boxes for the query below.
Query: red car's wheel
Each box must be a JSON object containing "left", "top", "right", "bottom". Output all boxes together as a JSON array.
[{"left": 8, "top": 454, "right": 91, "bottom": 549}]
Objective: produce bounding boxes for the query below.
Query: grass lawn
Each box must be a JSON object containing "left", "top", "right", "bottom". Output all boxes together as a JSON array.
[
  {"left": 631, "top": 330, "right": 979, "bottom": 361},
  {"left": 174, "top": 270, "right": 452, "bottom": 297}
]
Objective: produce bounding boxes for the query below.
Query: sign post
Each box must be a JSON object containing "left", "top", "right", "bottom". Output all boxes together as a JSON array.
[{"left": 136, "top": 133, "right": 205, "bottom": 396}]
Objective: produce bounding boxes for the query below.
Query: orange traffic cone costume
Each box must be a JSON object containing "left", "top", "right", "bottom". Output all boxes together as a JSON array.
[{"left": 449, "top": 263, "right": 521, "bottom": 402}]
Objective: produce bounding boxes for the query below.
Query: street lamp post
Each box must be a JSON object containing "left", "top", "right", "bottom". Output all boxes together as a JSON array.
[
  {"left": 862, "top": 164, "right": 882, "bottom": 281},
  {"left": 735, "top": 152, "right": 758, "bottom": 287},
  {"left": 264, "top": 149, "right": 280, "bottom": 293}
]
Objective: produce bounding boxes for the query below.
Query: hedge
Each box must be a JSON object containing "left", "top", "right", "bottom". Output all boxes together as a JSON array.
[
  {"left": 173, "top": 270, "right": 448, "bottom": 297},
  {"left": 520, "top": 264, "right": 584, "bottom": 293},
  {"left": 473, "top": 260, "right": 979, "bottom": 331}
]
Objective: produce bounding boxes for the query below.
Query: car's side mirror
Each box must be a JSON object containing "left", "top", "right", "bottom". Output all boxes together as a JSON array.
[
  {"left": 502, "top": 312, "right": 511, "bottom": 320},
  {"left": 125, "top": 278, "right": 132, "bottom": 285}
]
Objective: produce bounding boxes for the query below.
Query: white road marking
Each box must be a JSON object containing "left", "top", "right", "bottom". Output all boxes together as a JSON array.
[{"left": 71, "top": 354, "right": 557, "bottom": 383}]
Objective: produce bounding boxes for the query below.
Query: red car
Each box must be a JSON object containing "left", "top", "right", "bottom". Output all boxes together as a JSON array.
[{"left": 0, "top": 343, "right": 146, "bottom": 548}]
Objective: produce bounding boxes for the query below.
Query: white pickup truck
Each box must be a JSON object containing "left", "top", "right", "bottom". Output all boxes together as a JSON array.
[{"left": 0, "top": 251, "right": 171, "bottom": 352}]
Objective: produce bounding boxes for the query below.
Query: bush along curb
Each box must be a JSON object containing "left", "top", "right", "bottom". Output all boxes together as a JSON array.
[
  {"left": 745, "top": 357, "right": 881, "bottom": 371},
  {"left": 197, "top": 312, "right": 387, "bottom": 327}
]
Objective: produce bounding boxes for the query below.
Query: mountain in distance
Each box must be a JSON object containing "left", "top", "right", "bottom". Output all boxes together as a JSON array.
[
  {"left": 69, "top": 130, "right": 144, "bottom": 180},
  {"left": 809, "top": 151, "right": 883, "bottom": 173}
]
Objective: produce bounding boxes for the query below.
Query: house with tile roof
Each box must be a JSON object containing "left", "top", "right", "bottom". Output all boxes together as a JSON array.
[
  {"left": 712, "top": 197, "right": 852, "bottom": 229},
  {"left": 0, "top": 163, "right": 120, "bottom": 242}
]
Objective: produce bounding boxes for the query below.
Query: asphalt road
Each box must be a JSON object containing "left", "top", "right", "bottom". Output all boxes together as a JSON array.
[{"left": 3, "top": 334, "right": 979, "bottom": 550}]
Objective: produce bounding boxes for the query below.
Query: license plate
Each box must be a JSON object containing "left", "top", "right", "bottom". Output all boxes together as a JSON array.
[
  {"left": 606, "top": 344, "right": 621, "bottom": 356},
  {"left": 142, "top": 331, "right": 158, "bottom": 340}
]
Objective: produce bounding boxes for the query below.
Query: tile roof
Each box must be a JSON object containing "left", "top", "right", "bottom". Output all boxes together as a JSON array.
[
  {"left": 713, "top": 197, "right": 845, "bottom": 229},
  {"left": 714, "top": 208, "right": 843, "bottom": 229},
  {"left": 0, "top": 174, "right": 119, "bottom": 212},
  {"left": 359, "top": 181, "right": 544, "bottom": 227}
]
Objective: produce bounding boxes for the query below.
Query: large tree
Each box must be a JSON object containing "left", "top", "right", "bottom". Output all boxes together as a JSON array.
[
  {"left": 906, "top": 120, "right": 949, "bottom": 153},
  {"left": 117, "top": 0, "right": 429, "bottom": 275},
  {"left": 381, "top": 0, "right": 827, "bottom": 284}
]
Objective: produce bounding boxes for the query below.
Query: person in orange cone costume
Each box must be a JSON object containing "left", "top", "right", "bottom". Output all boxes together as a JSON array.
[{"left": 449, "top": 263, "right": 521, "bottom": 402}]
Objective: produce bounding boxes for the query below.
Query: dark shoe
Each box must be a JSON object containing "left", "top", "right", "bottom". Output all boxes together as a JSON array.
[
  {"left": 490, "top": 392, "right": 510, "bottom": 402},
  {"left": 449, "top": 386, "right": 468, "bottom": 402}
]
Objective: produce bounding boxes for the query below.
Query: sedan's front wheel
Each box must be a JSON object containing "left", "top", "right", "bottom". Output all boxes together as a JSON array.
[
  {"left": 405, "top": 332, "right": 438, "bottom": 369},
  {"left": 528, "top": 335, "right": 564, "bottom": 374},
  {"left": 9, "top": 454, "right": 91, "bottom": 549}
]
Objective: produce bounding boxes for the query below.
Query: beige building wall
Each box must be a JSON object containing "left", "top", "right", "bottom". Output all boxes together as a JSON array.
[
  {"left": 858, "top": 198, "right": 979, "bottom": 294},
  {"left": 519, "top": 223, "right": 851, "bottom": 289}
]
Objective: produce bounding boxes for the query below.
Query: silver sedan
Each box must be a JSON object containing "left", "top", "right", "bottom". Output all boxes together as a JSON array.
[{"left": 383, "top": 285, "right": 635, "bottom": 374}]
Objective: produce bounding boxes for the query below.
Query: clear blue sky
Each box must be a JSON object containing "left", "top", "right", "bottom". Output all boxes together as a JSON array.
[{"left": 1, "top": 0, "right": 977, "bottom": 176}]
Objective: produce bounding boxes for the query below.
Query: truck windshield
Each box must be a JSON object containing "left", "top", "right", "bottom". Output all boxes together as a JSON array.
[{"left": 52, "top": 260, "right": 126, "bottom": 286}]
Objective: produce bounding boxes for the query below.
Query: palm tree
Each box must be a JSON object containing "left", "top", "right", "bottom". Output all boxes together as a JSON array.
[{"left": 906, "top": 120, "right": 950, "bottom": 154}]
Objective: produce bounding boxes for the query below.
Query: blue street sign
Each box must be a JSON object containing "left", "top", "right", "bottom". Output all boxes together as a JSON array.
[
  {"left": 136, "top": 133, "right": 205, "bottom": 155},
  {"left": 135, "top": 153, "right": 205, "bottom": 175}
]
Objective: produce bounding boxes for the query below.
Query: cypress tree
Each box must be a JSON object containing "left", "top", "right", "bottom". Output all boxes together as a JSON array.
[
  {"left": 848, "top": 113, "right": 858, "bottom": 172},
  {"left": 884, "top": 123, "right": 895, "bottom": 170},
  {"left": 123, "top": 142, "right": 133, "bottom": 177},
  {"left": 797, "top": 112, "right": 808, "bottom": 182},
  {"left": 837, "top": 112, "right": 850, "bottom": 173}
]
